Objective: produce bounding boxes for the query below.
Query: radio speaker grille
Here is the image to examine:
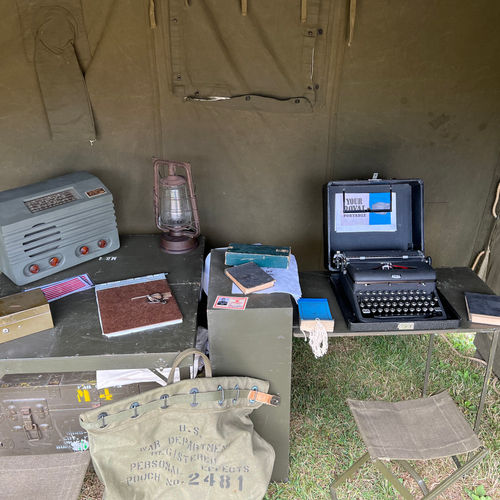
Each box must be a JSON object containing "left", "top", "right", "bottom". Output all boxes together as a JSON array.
[{"left": 22, "top": 223, "right": 61, "bottom": 257}]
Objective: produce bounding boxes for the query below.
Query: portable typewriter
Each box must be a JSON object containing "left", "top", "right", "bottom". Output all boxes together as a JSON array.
[{"left": 325, "top": 177, "right": 460, "bottom": 331}]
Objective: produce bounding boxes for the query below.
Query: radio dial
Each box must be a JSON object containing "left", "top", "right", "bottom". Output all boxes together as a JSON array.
[
  {"left": 49, "top": 257, "right": 59, "bottom": 267},
  {"left": 29, "top": 264, "right": 40, "bottom": 274},
  {"left": 98, "top": 239, "right": 107, "bottom": 248},
  {"left": 79, "top": 246, "right": 89, "bottom": 255}
]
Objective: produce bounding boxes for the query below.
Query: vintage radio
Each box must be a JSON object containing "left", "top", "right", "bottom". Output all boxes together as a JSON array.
[{"left": 0, "top": 172, "right": 120, "bottom": 285}]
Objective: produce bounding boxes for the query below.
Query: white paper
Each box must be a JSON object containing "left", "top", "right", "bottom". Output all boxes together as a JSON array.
[
  {"left": 335, "top": 192, "right": 397, "bottom": 232},
  {"left": 94, "top": 273, "right": 167, "bottom": 291},
  {"left": 203, "top": 246, "right": 302, "bottom": 301},
  {"left": 96, "top": 326, "right": 208, "bottom": 389},
  {"left": 202, "top": 247, "right": 228, "bottom": 295},
  {"left": 96, "top": 358, "right": 199, "bottom": 389}
]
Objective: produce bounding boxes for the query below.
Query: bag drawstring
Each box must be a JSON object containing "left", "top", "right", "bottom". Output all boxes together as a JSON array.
[{"left": 472, "top": 181, "right": 500, "bottom": 280}]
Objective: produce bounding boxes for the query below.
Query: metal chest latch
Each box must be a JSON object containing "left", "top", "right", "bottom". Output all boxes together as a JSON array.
[{"left": 21, "top": 407, "right": 41, "bottom": 441}]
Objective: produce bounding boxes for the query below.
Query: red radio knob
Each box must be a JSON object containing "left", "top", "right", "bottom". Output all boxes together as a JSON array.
[
  {"left": 79, "top": 246, "right": 89, "bottom": 255},
  {"left": 49, "top": 257, "right": 59, "bottom": 267},
  {"left": 29, "top": 264, "right": 40, "bottom": 274},
  {"left": 98, "top": 239, "right": 107, "bottom": 248}
]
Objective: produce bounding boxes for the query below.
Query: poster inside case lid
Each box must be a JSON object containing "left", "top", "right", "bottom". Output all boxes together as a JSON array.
[{"left": 324, "top": 178, "right": 425, "bottom": 270}]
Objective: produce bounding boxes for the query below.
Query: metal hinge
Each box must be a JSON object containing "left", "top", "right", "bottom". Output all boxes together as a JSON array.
[{"left": 333, "top": 251, "right": 347, "bottom": 270}]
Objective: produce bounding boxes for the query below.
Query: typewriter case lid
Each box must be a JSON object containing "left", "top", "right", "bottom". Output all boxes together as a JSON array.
[{"left": 325, "top": 178, "right": 425, "bottom": 272}]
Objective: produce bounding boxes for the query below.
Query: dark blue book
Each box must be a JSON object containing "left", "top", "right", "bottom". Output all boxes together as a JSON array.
[
  {"left": 465, "top": 292, "right": 500, "bottom": 325},
  {"left": 224, "top": 262, "right": 275, "bottom": 294},
  {"left": 298, "top": 298, "right": 334, "bottom": 331}
]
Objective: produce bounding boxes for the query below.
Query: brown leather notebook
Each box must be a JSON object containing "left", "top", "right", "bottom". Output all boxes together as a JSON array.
[{"left": 95, "top": 274, "right": 182, "bottom": 337}]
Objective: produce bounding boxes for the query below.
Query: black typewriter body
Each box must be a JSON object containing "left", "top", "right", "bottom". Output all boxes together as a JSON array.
[
  {"left": 325, "top": 178, "right": 460, "bottom": 331},
  {"left": 340, "top": 258, "right": 446, "bottom": 322}
]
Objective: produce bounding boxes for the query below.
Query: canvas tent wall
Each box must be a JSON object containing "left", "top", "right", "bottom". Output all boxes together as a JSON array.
[{"left": 0, "top": 0, "right": 499, "bottom": 292}]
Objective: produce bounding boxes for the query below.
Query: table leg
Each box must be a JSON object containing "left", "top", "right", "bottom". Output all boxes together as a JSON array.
[
  {"left": 474, "top": 329, "right": 499, "bottom": 433},
  {"left": 423, "top": 333, "right": 435, "bottom": 397}
]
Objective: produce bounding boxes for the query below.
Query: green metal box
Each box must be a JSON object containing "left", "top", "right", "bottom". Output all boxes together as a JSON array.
[
  {"left": 0, "top": 371, "right": 156, "bottom": 455},
  {"left": 207, "top": 250, "right": 293, "bottom": 482}
]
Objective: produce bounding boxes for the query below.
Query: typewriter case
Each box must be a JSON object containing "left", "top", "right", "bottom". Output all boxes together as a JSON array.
[{"left": 325, "top": 178, "right": 460, "bottom": 331}]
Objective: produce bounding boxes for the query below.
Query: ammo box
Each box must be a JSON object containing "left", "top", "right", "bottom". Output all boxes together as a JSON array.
[
  {"left": 0, "top": 371, "right": 157, "bottom": 455},
  {"left": 0, "top": 289, "right": 53, "bottom": 345}
]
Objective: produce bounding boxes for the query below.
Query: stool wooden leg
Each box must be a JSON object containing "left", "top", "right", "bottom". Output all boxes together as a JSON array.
[
  {"left": 330, "top": 452, "right": 370, "bottom": 499},
  {"left": 422, "top": 448, "right": 488, "bottom": 500},
  {"left": 330, "top": 448, "right": 487, "bottom": 499},
  {"left": 395, "top": 460, "right": 429, "bottom": 495},
  {"left": 423, "top": 333, "right": 435, "bottom": 397},
  {"left": 373, "top": 460, "right": 415, "bottom": 500},
  {"left": 474, "top": 330, "right": 499, "bottom": 433}
]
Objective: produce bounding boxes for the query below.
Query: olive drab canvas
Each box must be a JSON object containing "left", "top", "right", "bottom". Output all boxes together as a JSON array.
[{"left": 1, "top": 0, "right": 500, "bottom": 292}]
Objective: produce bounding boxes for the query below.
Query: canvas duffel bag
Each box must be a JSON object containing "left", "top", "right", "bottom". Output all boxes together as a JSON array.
[{"left": 80, "top": 348, "right": 279, "bottom": 499}]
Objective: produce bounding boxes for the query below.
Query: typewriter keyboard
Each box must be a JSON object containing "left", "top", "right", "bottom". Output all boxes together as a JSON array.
[{"left": 356, "top": 289, "right": 445, "bottom": 320}]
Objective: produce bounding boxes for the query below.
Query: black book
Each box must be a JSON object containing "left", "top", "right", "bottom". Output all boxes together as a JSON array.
[
  {"left": 225, "top": 262, "right": 276, "bottom": 294},
  {"left": 464, "top": 292, "right": 500, "bottom": 326}
]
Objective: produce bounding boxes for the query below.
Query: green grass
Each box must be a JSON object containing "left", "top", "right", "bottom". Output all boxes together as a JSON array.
[{"left": 265, "top": 334, "right": 499, "bottom": 500}]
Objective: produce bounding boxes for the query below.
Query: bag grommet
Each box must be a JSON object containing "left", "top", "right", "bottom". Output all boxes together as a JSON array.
[
  {"left": 217, "top": 385, "right": 224, "bottom": 406},
  {"left": 249, "top": 385, "right": 258, "bottom": 404},
  {"left": 232, "top": 384, "right": 240, "bottom": 404},
  {"left": 130, "top": 402, "right": 140, "bottom": 418},
  {"left": 97, "top": 412, "right": 108, "bottom": 428},
  {"left": 190, "top": 387, "right": 199, "bottom": 407},
  {"left": 160, "top": 394, "right": 169, "bottom": 409}
]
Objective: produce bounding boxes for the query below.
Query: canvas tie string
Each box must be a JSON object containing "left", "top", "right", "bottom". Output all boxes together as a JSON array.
[
  {"left": 301, "top": 318, "right": 328, "bottom": 358},
  {"left": 472, "top": 180, "right": 500, "bottom": 280},
  {"left": 149, "top": 0, "right": 157, "bottom": 29},
  {"left": 182, "top": 0, "right": 309, "bottom": 23},
  {"left": 301, "top": 0, "right": 307, "bottom": 23},
  {"left": 347, "top": 0, "right": 357, "bottom": 47}
]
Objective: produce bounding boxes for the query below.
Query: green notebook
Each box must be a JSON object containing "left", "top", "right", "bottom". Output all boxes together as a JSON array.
[{"left": 225, "top": 244, "right": 291, "bottom": 269}]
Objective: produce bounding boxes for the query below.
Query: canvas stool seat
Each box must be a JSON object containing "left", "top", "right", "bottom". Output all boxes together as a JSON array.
[{"left": 330, "top": 391, "right": 488, "bottom": 499}]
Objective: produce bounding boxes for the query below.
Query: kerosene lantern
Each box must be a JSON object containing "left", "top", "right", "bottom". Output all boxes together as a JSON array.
[{"left": 153, "top": 158, "right": 200, "bottom": 254}]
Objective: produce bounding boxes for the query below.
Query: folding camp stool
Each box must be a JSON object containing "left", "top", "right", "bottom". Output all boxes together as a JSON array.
[{"left": 330, "top": 391, "right": 488, "bottom": 499}]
